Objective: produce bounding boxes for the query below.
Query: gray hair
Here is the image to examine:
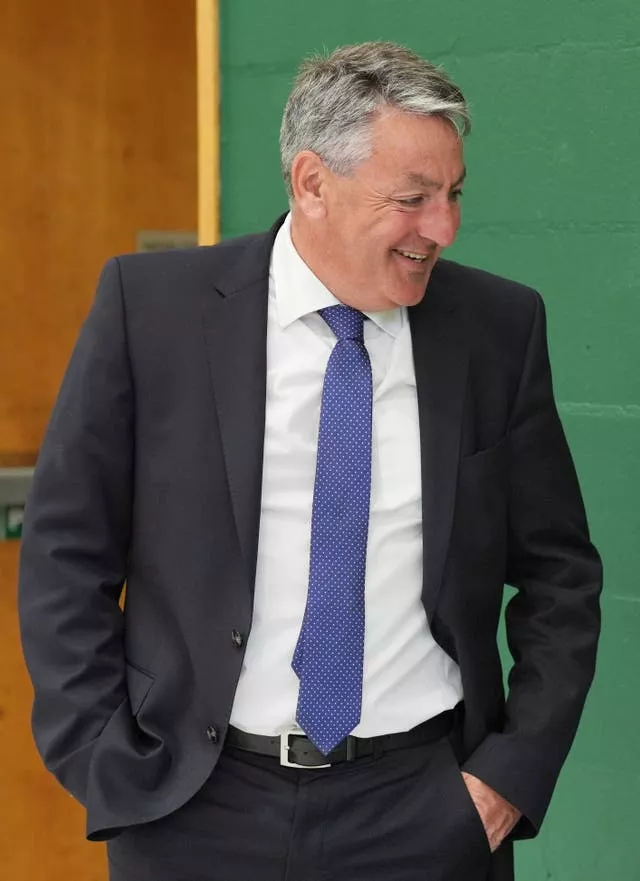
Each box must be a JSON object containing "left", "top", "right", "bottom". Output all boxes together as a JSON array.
[{"left": 280, "top": 41, "right": 471, "bottom": 200}]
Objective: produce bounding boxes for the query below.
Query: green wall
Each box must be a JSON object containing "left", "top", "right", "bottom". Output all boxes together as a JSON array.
[{"left": 220, "top": 3, "right": 640, "bottom": 878}]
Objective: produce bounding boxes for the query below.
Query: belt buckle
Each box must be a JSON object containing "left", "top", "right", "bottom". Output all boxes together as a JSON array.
[{"left": 279, "top": 732, "right": 331, "bottom": 769}]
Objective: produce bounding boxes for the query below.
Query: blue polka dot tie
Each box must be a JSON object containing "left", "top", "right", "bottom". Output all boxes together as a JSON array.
[{"left": 292, "top": 305, "right": 372, "bottom": 755}]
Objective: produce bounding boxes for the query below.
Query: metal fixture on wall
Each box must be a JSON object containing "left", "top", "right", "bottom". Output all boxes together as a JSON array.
[{"left": 0, "top": 466, "right": 32, "bottom": 539}]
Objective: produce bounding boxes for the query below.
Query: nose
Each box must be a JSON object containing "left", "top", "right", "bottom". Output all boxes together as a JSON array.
[{"left": 418, "top": 199, "right": 460, "bottom": 249}]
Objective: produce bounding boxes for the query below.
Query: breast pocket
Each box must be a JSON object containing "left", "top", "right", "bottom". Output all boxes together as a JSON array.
[
  {"left": 453, "top": 436, "right": 508, "bottom": 564},
  {"left": 459, "top": 435, "right": 508, "bottom": 474}
]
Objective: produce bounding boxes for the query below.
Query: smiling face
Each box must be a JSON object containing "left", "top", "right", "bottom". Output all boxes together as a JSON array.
[{"left": 290, "top": 108, "right": 465, "bottom": 311}]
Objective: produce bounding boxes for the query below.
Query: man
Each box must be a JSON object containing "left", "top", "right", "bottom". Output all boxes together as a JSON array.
[{"left": 19, "top": 42, "right": 602, "bottom": 881}]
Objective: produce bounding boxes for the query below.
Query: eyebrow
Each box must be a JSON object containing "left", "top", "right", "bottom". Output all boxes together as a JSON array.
[{"left": 405, "top": 167, "right": 467, "bottom": 190}]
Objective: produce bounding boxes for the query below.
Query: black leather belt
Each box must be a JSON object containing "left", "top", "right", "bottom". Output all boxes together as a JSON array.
[{"left": 225, "top": 708, "right": 457, "bottom": 769}]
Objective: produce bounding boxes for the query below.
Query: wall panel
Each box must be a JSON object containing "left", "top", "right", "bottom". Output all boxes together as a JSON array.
[
  {"left": 219, "top": 3, "right": 639, "bottom": 878},
  {"left": 0, "top": 0, "right": 197, "bottom": 457},
  {"left": 0, "top": 2, "right": 196, "bottom": 877}
]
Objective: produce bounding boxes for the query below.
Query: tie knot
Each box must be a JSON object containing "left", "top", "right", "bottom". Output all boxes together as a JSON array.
[{"left": 320, "top": 305, "right": 365, "bottom": 342}]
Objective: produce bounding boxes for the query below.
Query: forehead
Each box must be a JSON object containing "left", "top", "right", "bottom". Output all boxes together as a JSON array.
[{"left": 365, "top": 109, "right": 464, "bottom": 182}]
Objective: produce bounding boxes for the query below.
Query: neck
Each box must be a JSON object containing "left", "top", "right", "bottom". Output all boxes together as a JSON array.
[{"left": 289, "top": 210, "right": 362, "bottom": 309}]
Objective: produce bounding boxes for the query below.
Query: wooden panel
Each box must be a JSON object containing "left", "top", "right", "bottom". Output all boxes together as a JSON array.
[
  {"left": 0, "top": 1, "right": 196, "bottom": 877},
  {"left": 0, "top": 0, "right": 197, "bottom": 457},
  {"left": 197, "top": 0, "right": 220, "bottom": 245},
  {"left": 0, "top": 543, "right": 107, "bottom": 878}
]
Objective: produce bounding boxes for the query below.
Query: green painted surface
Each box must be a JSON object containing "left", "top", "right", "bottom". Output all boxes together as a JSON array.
[
  {"left": 220, "top": 2, "right": 640, "bottom": 877},
  {"left": 0, "top": 506, "right": 24, "bottom": 541}
]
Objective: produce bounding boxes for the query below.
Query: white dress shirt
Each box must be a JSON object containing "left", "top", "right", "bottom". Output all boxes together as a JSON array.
[{"left": 229, "top": 214, "right": 462, "bottom": 736}]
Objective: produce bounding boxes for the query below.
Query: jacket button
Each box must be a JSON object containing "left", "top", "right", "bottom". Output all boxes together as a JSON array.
[
  {"left": 206, "top": 726, "right": 219, "bottom": 744},
  {"left": 231, "top": 629, "right": 244, "bottom": 648}
]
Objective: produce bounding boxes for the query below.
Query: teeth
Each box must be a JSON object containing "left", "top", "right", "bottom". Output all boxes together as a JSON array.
[{"left": 396, "top": 249, "right": 428, "bottom": 262}]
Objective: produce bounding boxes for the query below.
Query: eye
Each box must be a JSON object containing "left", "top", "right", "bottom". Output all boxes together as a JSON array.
[
  {"left": 395, "top": 195, "right": 424, "bottom": 207},
  {"left": 449, "top": 189, "right": 464, "bottom": 203}
]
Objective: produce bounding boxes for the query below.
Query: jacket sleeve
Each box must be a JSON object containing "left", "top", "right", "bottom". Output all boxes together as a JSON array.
[
  {"left": 18, "top": 258, "right": 133, "bottom": 805},
  {"left": 462, "top": 292, "right": 603, "bottom": 835}
]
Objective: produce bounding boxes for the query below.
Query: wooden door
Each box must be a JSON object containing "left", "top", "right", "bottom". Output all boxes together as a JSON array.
[{"left": 0, "top": 2, "right": 197, "bottom": 876}]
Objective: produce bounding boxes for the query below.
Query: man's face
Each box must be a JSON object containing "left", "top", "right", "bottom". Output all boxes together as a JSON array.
[{"left": 314, "top": 109, "right": 465, "bottom": 311}]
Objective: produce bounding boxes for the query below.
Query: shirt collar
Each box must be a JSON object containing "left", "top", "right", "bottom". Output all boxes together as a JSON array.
[{"left": 271, "top": 213, "right": 405, "bottom": 337}]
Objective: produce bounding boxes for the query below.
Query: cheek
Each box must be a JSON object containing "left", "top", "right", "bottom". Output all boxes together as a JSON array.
[
  {"left": 367, "top": 212, "right": 408, "bottom": 246},
  {"left": 389, "top": 211, "right": 421, "bottom": 241}
]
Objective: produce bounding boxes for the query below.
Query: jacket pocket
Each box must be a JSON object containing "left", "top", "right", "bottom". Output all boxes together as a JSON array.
[
  {"left": 460, "top": 435, "right": 507, "bottom": 470},
  {"left": 451, "top": 435, "right": 508, "bottom": 573},
  {"left": 125, "top": 660, "right": 155, "bottom": 717}
]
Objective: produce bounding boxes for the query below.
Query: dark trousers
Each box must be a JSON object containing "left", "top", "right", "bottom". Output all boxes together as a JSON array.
[{"left": 107, "top": 733, "right": 513, "bottom": 881}]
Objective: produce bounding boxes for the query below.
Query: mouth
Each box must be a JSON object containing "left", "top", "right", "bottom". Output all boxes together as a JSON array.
[{"left": 392, "top": 248, "right": 433, "bottom": 268}]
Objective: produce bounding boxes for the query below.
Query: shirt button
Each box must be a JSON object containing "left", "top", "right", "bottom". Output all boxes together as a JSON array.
[
  {"left": 206, "top": 726, "right": 219, "bottom": 744},
  {"left": 231, "top": 629, "right": 244, "bottom": 648}
]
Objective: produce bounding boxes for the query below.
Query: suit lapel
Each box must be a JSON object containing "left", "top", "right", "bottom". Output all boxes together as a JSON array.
[
  {"left": 201, "top": 223, "right": 283, "bottom": 591},
  {"left": 409, "top": 264, "right": 469, "bottom": 621}
]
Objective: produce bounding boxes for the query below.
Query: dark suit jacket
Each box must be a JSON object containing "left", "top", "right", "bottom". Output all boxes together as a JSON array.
[{"left": 18, "top": 216, "right": 602, "bottom": 848}]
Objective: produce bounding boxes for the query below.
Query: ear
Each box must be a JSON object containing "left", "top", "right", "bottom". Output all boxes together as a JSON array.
[{"left": 290, "top": 151, "right": 329, "bottom": 218}]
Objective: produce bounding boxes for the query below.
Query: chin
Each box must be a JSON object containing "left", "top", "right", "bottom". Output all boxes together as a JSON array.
[
  {"left": 391, "top": 281, "right": 431, "bottom": 308},
  {"left": 403, "top": 291, "right": 429, "bottom": 308}
]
